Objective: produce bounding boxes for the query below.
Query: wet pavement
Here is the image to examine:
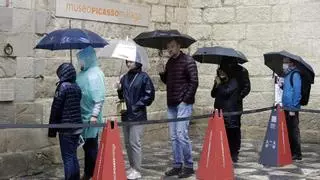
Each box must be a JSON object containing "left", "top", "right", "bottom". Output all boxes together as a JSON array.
[{"left": 15, "top": 131, "right": 320, "bottom": 180}]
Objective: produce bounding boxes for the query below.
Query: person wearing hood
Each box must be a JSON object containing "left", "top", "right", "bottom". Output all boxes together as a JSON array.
[
  {"left": 211, "top": 65, "right": 241, "bottom": 163},
  {"left": 48, "top": 63, "right": 82, "bottom": 180},
  {"left": 115, "top": 58, "right": 155, "bottom": 180},
  {"left": 76, "top": 46, "right": 106, "bottom": 180}
]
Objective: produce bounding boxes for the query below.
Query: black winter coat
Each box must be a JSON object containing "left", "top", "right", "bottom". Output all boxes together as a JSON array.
[
  {"left": 48, "top": 63, "right": 82, "bottom": 137},
  {"left": 118, "top": 69, "right": 155, "bottom": 122},
  {"left": 211, "top": 78, "right": 241, "bottom": 128}
]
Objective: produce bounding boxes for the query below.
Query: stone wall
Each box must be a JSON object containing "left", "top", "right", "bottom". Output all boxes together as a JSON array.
[{"left": 0, "top": 0, "right": 320, "bottom": 178}]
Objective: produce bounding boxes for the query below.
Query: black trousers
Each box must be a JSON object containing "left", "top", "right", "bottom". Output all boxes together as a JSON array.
[
  {"left": 226, "top": 127, "right": 241, "bottom": 159},
  {"left": 83, "top": 136, "right": 98, "bottom": 178},
  {"left": 284, "top": 111, "right": 302, "bottom": 158}
]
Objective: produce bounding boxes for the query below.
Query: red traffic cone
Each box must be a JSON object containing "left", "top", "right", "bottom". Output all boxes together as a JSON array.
[
  {"left": 197, "top": 110, "right": 234, "bottom": 180},
  {"left": 93, "top": 119, "right": 126, "bottom": 180},
  {"left": 259, "top": 106, "right": 292, "bottom": 166}
]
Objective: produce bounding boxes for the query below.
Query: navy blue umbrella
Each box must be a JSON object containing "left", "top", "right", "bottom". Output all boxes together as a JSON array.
[{"left": 35, "top": 28, "right": 108, "bottom": 50}]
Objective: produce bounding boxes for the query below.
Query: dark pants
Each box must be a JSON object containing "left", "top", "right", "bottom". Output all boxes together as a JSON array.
[
  {"left": 284, "top": 111, "right": 302, "bottom": 158},
  {"left": 226, "top": 128, "right": 241, "bottom": 160},
  {"left": 59, "top": 133, "right": 80, "bottom": 180},
  {"left": 83, "top": 136, "right": 99, "bottom": 178}
]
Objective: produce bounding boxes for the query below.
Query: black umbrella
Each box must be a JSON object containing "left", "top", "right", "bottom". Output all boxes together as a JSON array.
[
  {"left": 133, "top": 30, "right": 196, "bottom": 49},
  {"left": 192, "top": 46, "right": 248, "bottom": 64},
  {"left": 264, "top": 50, "right": 315, "bottom": 83}
]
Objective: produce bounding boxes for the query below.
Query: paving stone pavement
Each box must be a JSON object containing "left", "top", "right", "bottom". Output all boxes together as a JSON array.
[{"left": 14, "top": 128, "right": 320, "bottom": 180}]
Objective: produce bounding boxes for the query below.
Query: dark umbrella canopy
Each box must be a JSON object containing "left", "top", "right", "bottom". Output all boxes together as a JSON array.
[
  {"left": 133, "top": 30, "right": 196, "bottom": 49},
  {"left": 35, "top": 28, "right": 108, "bottom": 50},
  {"left": 264, "top": 50, "right": 315, "bottom": 83},
  {"left": 192, "top": 46, "right": 248, "bottom": 64}
]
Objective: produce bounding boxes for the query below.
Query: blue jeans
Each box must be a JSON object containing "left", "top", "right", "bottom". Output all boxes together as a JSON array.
[
  {"left": 59, "top": 133, "right": 80, "bottom": 180},
  {"left": 168, "top": 102, "right": 193, "bottom": 168}
]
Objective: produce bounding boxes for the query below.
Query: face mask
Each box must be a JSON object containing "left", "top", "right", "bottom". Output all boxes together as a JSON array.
[
  {"left": 282, "top": 63, "right": 289, "bottom": 71},
  {"left": 220, "top": 75, "right": 227, "bottom": 81}
]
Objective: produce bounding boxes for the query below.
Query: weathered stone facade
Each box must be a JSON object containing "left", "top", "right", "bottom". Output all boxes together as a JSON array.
[{"left": 0, "top": 0, "right": 320, "bottom": 178}]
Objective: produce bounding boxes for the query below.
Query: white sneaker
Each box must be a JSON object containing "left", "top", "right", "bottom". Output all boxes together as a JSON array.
[
  {"left": 127, "top": 169, "right": 142, "bottom": 179},
  {"left": 126, "top": 167, "right": 134, "bottom": 176}
]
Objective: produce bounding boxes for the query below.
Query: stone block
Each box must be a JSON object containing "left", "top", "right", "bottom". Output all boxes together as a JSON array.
[
  {"left": 312, "top": 40, "right": 320, "bottom": 59},
  {"left": 105, "top": 76, "right": 119, "bottom": 97},
  {"left": 170, "top": 23, "right": 188, "bottom": 34},
  {"left": 100, "top": 58, "right": 125, "bottom": 77},
  {"left": 195, "top": 89, "right": 212, "bottom": 107},
  {"left": 188, "top": 8, "right": 202, "bottom": 23},
  {"left": 242, "top": 57, "right": 273, "bottom": 77},
  {"left": 199, "top": 75, "right": 215, "bottom": 89},
  {"left": 187, "top": 24, "right": 212, "bottom": 40},
  {"left": 289, "top": 22, "right": 320, "bottom": 39},
  {"left": 211, "top": 40, "right": 238, "bottom": 48},
  {"left": 238, "top": 40, "right": 273, "bottom": 57},
  {"left": 83, "top": 21, "right": 105, "bottom": 37},
  {"left": 236, "top": 6, "right": 271, "bottom": 23},
  {"left": 291, "top": 3, "right": 320, "bottom": 22},
  {"left": 12, "top": 8, "right": 34, "bottom": 33},
  {"left": 269, "top": 0, "right": 289, "bottom": 4},
  {"left": 189, "top": 0, "right": 221, "bottom": 8},
  {"left": 144, "top": 0, "right": 159, "bottom": 4},
  {"left": 0, "top": 57, "right": 16, "bottom": 78},
  {"left": 242, "top": 0, "right": 269, "bottom": 5},
  {"left": 7, "top": 32, "right": 35, "bottom": 57},
  {"left": 148, "top": 91, "right": 167, "bottom": 112},
  {"left": 166, "top": 6, "right": 174, "bottom": 22},
  {"left": 246, "top": 23, "right": 290, "bottom": 40},
  {"left": 272, "top": 5, "right": 290, "bottom": 22},
  {"left": 103, "top": 96, "right": 119, "bottom": 117},
  {"left": 175, "top": 8, "right": 188, "bottom": 23},
  {"left": 0, "top": 79, "right": 14, "bottom": 101},
  {"left": 0, "top": 101, "right": 15, "bottom": 125},
  {"left": 15, "top": 78, "right": 35, "bottom": 102},
  {"left": 159, "top": 0, "right": 179, "bottom": 6},
  {"left": 273, "top": 38, "right": 313, "bottom": 58},
  {"left": 12, "top": 0, "right": 34, "bottom": 9},
  {"left": 35, "top": 11, "right": 49, "bottom": 34},
  {"left": 222, "top": 0, "right": 241, "bottom": 6},
  {"left": 153, "top": 22, "right": 171, "bottom": 30},
  {"left": 35, "top": 77, "right": 57, "bottom": 98},
  {"left": 6, "top": 129, "right": 51, "bottom": 152},
  {"left": 0, "top": 7, "right": 13, "bottom": 32},
  {"left": 203, "top": 7, "right": 235, "bottom": 23},
  {"left": 44, "top": 59, "right": 69, "bottom": 77},
  {"left": 250, "top": 77, "right": 273, "bottom": 92},
  {"left": 0, "top": 129, "right": 7, "bottom": 153},
  {"left": 151, "top": 5, "right": 166, "bottom": 22},
  {"left": 212, "top": 24, "right": 245, "bottom": 40},
  {"left": 16, "top": 57, "right": 34, "bottom": 78},
  {"left": 197, "top": 62, "right": 217, "bottom": 76},
  {"left": 243, "top": 92, "right": 273, "bottom": 110},
  {"left": 15, "top": 103, "right": 43, "bottom": 124}
]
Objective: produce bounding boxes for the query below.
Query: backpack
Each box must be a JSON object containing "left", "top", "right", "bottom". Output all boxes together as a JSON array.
[
  {"left": 290, "top": 71, "right": 311, "bottom": 106},
  {"left": 234, "top": 64, "right": 251, "bottom": 99}
]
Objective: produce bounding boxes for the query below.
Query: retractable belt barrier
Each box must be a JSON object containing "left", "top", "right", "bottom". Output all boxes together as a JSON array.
[{"left": 1, "top": 106, "right": 317, "bottom": 129}]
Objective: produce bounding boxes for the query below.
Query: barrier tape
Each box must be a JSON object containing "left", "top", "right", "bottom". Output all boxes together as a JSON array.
[{"left": 0, "top": 106, "right": 275, "bottom": 129}]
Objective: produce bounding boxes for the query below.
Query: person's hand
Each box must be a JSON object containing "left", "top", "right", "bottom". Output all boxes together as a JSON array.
[
  {"left": 215, "top": 76, "right": 221, "bottom": 85},
  {"left": 289, "top": 111, "right": 295, "bottom": 116},
  {"left": 90, "top": 116, "right": 98, "bottom": 124}
]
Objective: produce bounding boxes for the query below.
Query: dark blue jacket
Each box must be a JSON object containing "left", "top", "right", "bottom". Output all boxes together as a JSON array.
[
  {"left": 48, "top": 63, "right": 82, "bottom": 137},
  {"left": 118, "top": 68, "right": 155, "bottom": 122}
]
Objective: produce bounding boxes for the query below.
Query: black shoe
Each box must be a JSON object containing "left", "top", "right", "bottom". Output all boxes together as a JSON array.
[
  {"left": 165, "top": 167, "right": 182, "bottom": 176},
  {"left": 292, "top": 155, "right": 302, "bottom": 161},
  {"left": 178, "top": 167, "right": 194, "bottom": 178}
]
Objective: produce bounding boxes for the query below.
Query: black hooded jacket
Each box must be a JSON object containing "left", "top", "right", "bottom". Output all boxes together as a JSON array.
[{"left": 48, "top": 63, "right": 82, "bottom": 137}]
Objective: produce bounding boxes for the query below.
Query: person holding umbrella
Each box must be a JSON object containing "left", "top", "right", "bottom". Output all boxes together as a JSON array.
[
  {"left": 264, "top": 50, "right": 315, "bottom": 161},
  {"left": 76, "top": 46, "right": 106, "bottom": 180},
  {"left": 211, "top": 64, "right": 242, "bottom": 163},
  {"left": 134, "top": 30, "right": 198, "bottom": 178}
]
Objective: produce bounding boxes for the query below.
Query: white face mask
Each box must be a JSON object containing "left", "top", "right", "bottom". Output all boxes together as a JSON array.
[{"left": 282, "top": 63, "right": 289, "bottom": 71}]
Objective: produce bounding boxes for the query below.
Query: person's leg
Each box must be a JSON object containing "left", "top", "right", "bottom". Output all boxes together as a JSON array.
[
  {"left": 176, "top": 103, "right": 194, "bottom": 178},
  {"left": 289, "top": 112, "right": 302, "bottom": 159},
  {"left": 126, "top": 125, "right": 144, "bottom": 179},
  {"left": 82, "top": 136, "right": 99, "bottom": 178},
  {"left": 59, "top": 134, "right": 80, "bottom": 180},
  {"left": 123, "top": 125, "right": 134, "bottom": 168},
  {"left": 165, "top": 106, "right": 182, "bottom": 176}
]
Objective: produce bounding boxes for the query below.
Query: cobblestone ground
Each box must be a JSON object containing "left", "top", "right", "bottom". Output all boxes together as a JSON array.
[{"left": 14, "top": 127, "right": 320, "bottom": 180}]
